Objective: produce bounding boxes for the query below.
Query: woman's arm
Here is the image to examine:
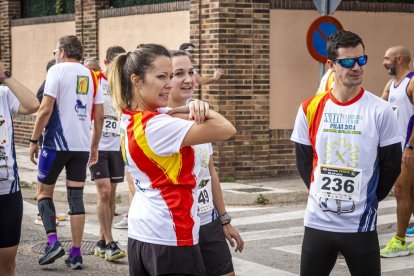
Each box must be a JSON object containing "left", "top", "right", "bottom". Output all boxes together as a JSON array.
[{"left": 209, "top": 156, "right": 244, "bottom": 252}]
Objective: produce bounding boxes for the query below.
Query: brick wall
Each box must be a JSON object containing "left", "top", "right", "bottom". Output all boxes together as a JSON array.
[
  {"left": 75, "top": 0, "right": 110, "bottom": 59},
  {"left": 0, "top": 0, "right": 21, "bottom": 71},
  {"left": 190, "top": 0, "right": 274, "bottom": 180},
  {"left": 13, "top": 115, "right": 36, "bottom": 146}
]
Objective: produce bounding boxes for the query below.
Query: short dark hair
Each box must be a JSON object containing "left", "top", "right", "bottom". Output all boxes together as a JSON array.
[
  {"left": 57, "top": 35, "right": 83, "bottom": 61},
  {"left": 46, "top": 59, "right": 56, "bottom": 72},
  {"left": 170, "top": 50, "right": 189, "bottom": 58},
  {"left": 327, "top": 31, "right": 365, "bottom": 60},
  {"left": 179, "top": 43, "right": 195, "bottom": 51},
  {"left": 106, "top": 46, "right": 126, "bottom": 63}
]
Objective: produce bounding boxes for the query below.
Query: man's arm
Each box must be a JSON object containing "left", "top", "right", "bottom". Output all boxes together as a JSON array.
[
  {"left": 195, "top": 67, "right": 224, "bottom": 85},
  {"left": 29, "top": 95, "right": 55, "bottom": 164},
  {"left": 377, "top": 143, "right": 402, "bottom": 201},
  {"left": 294, "top": 142, "right": 313, "bottom": 189},
  {"left": 89, "top": 104, "right": 104, "bottom": 167},
  {"left": 381, "top": 79, "right": 392, "bottom": 100},
  {"left": 0, "top": 61, "right": 39, "bottom": 114},
  {"left": 403, "top": 79, "right": 414, "bottom": 166}
]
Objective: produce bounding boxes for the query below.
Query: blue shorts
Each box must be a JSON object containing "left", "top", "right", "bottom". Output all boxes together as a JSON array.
[
  {"left": 406, "top": 115, "right": 414, "bottom": 145},
  {"left": 38, "top": 148, "right": 89, "bottom": 184}
]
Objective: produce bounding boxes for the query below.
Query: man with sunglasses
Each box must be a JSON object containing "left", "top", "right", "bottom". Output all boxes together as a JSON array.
[
  {"left": 179, "top": 42, "right": 224, "bottom": 85},
  {"left": 291, "top": 30, "right": 402, "bottom": 275},
  {"left": 28, "top": 35, "right": 104, "bottom": 269},
  {"left": 380, "top": 46, "right": 414, "bottom": 257}
]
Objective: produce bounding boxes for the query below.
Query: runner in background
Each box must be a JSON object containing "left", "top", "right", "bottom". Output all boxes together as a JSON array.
[
  {"left": 168, "top": 50, "right": 244, "bottom": 275},
  {"left": 91, "top": 46, "right": 126, "bottom": 261}
]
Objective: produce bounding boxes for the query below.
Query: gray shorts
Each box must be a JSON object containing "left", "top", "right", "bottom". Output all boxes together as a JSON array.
[
  {"left": 128, "top": 238, "right": 206, "bottom": 275},
  {"left": 199, "top": 219, "right": 234, "bottom": 276}
]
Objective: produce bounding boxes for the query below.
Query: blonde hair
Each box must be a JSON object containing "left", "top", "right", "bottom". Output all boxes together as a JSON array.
[{"left": 108, "top": 44, "right": 170, "bottom": 112}]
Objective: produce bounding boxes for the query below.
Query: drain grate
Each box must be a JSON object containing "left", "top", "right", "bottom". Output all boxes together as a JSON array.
[
  {"left": 233, "top": 188, "right": 272, "bottom": 193},
  {"left": 32, "top": 240, "right": 97, "bottom": 255}
]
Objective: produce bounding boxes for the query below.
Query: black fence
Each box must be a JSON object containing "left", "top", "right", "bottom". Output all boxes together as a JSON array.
[
  {"left": 21, "top": 0, "right": 75, "bottom": 18},
  {"left": 111, "top": 0, "right": 186, "bottom": 8}
]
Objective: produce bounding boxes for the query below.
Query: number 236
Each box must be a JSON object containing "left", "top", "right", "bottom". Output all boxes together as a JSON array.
[{"left": 321, "top": 177, "right": 355, "bottom": 193}]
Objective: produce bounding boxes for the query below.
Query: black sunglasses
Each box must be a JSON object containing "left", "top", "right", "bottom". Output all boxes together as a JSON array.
[{"left": 335, "top": 55, "right": 368, "bottom": 68}]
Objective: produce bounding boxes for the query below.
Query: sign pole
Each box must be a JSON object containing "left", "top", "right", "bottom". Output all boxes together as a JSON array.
[{"left": 319, "top": 0, "right": 328, "bottom": 81}]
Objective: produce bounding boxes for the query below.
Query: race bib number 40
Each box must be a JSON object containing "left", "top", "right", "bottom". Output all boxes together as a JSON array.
[
  {"left": 103, "top": 115, "right": 119, "bottom": 135},
  {"left": 314, "top": 165, "right": 362, "bottom": 202}
]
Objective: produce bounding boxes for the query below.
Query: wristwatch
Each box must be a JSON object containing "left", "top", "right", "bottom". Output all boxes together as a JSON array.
[
  {"left": 405, "top": 143, "right": 414, "bottom": 150},
  {"left": 0, "top": 71, "right": 11, "bottom": 82},
  {"left": 219, "top": 212, "right": 232, "bottom": 225}
]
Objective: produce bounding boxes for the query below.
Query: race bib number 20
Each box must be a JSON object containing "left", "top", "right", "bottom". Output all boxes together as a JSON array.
[
  {"left": 103, "top": 115, "right": 119, "bottom": 135},
  {"left": 314, "top": 165, "right": 362, "bottom": 202}
]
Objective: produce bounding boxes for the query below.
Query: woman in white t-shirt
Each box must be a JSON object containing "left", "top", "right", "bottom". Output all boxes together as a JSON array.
[
  {"left": 108, "top": 44, "right": 236, "bottom": 275},
  {"left": 168, "top": 50, "right": 244, "bottom": 276}
]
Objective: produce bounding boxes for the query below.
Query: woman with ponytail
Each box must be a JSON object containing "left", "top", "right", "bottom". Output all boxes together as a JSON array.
[{"left": 108, "top": 44, "right": 236, "bottom": 275}]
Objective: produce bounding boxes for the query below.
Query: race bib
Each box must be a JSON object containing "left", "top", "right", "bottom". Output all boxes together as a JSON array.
[
  {"left": 197, "top": 177, "right": 214, "bottom": 214},
  {"left": 103, "top": 115, "right": 119, "bottom": 135},
  {"left": 314, "top": 165, "right": 362, "bottom": 202}
]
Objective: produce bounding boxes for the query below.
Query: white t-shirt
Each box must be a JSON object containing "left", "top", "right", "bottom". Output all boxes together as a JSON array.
[
  {"left": 388, "top": 72, "right": 414, "bottom": 146},
  {"left": 121, "top": 109, "right": 200, "bottom": 246},
  {"left": 194, "top": 143, "right": 219, "bottom": 225},
  {"left": 0, "top": 86, "right": 20, "bottom": 195},
  {"left": 42, "top": 62, "right": 104, "bottom": 151},
  {"left": 96, "top": 72, "right": 120, "bottom": 151},
  {"left": 291, "top": 88, "right": 402, "bottom": 233}
]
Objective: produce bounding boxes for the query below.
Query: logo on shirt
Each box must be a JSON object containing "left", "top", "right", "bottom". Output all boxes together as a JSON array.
[
  {"left": 76, "top": 76, "right": 89, "bottom": 94},
  {"left": 74, "top": 100, "right": 87, "bottom": 121}
]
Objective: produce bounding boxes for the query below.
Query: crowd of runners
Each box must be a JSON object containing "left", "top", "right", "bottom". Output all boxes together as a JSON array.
[{"left": 0, "top": 29, "right": 414, "bottom": 276}]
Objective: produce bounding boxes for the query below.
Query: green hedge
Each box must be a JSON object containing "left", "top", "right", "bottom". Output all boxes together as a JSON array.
[
  {"left": 21, "top": 0, "right": 75, "bottom": 18},
  {"left": 111, "top": 0, "right": 186, "bottom": 8}
]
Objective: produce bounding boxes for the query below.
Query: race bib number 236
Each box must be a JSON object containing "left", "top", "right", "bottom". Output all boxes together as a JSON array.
[{"left": 314, "top": 165, "right": 362, "bottom": 202}]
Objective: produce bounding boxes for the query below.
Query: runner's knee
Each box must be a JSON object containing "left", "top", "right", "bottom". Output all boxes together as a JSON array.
[{"left": 67, "top": 187, "right": 85, "bottom": 215}]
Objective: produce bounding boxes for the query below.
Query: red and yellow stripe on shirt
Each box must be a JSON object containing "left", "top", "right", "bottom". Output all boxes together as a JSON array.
[
  {"left": 302, "top": 91, "right": 330, "bottom": 183},
  {"left": 126, "top": 110, "right": 196, "bottom": 246}
]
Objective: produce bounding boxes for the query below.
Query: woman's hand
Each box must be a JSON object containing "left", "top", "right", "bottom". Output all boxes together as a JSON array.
[
  {"left": 222, "top": 223, "right": 244, "bottom": 253},
  {"left": 189, "top": 99, "right": 209, "bottom": 124}
]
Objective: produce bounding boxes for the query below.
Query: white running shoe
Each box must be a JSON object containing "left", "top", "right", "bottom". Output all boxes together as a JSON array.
[{"left": 113, "top": 215, "right": 128, "bottom": 229}]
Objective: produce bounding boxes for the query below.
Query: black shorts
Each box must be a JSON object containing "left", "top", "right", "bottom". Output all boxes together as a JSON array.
[
  {"left": 37, "top": 149, "right": 89, "bottom": 185},
  {"left": 128, "top": 238, "right": 206, "bottom": 276},
  {"left": 90, "top": 151, "right": 124, "bottom": 183},
  {"left": 301, "top": 227, "right": 380, "bottom": 276},
  {"left": 0, "top": 191, "right": 23, "bottom": 248},
  {"left": 199, "top": 219, "right": 233, "bottom": 276}
]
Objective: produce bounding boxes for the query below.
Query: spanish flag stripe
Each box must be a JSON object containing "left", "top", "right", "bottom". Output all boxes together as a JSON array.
[{"left": 126, "top": 111, "right": 196, "bottom": 245}]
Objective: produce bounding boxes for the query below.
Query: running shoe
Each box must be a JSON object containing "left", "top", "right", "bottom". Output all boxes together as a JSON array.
[
  {"left": 406, "top": 225, "right": 414, "bottom": 237},
  {"left": 380, "top": 236, "right": 410, "bottom": 258},
  {"left": 34, "top": 214, "right": 60, "bottom": 226},
  {"left": 113, "top": 215, "right": 128, "bottom": 229},
  {"left": 38, "top": 241, "right": 65, "bottom": 265},
  {"left": 407, "top": 241, "right": 414, "bottom": 254},
  {"left": 64, "top": 254, "right": 83, "bottom": 270},
  {"left": 94, "top": 240, "right": 106, "bottom": 258},
  {"left": 105, "top": 241, "right": 126, "bottom": 261}
]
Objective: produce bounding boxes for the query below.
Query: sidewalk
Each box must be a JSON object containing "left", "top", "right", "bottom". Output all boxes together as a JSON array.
[{"left": 15, "top": 145, "right": 308, "bottom": 206}]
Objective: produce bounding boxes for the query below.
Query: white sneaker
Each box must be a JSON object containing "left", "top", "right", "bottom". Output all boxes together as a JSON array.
[
  {"left": 113, "top": 215, "right": 128, "bottom": 229},
  {"left": 34, "top": 214, "right": 60, "bottom": 226}
]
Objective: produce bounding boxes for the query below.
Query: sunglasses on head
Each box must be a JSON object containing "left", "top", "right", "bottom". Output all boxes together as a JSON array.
[{"left": 334, "top": 55, "right": 368, "bottom": 68}]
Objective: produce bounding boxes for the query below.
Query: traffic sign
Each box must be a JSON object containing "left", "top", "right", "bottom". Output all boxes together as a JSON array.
[
  {"left": 306, "top": 16, "right": 343, "bottom": 63},
  {"left": 313, "top": 0, "right": 342, "bottom": 15}
]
